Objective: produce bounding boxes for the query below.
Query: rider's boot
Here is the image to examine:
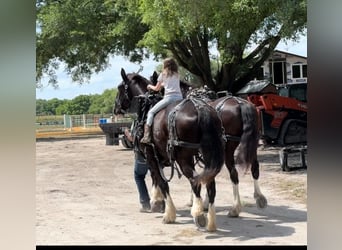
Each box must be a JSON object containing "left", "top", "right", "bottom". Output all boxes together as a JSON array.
[{"left": 140, "top": 124, "right": 151, "bottom": 144}]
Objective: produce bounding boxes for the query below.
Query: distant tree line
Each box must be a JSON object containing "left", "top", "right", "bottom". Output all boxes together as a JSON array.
[{"left": 36, "top": 88, "right": 117, "bottom": 116}]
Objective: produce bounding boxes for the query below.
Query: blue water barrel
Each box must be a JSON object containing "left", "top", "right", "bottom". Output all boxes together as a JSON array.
[{"left": 99, "top": 118, "right": 107, "bottom": 124}]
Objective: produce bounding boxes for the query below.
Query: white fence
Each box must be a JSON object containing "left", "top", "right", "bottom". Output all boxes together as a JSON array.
[{"left": 36, "top": 114, "right": 112, "bottom": 132}]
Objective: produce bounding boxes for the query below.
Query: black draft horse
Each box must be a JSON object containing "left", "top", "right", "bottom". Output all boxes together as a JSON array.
[
  {"left": 114, "top": 68, "right": 225, "bottom": 232},
  {"left": 150, "top": 72, "right": 267, "bottom": 217}
]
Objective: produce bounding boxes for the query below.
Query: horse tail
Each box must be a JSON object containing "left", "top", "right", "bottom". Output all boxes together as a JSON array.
[
  {"left": 235, "top": 101, "right": 259, "bottom": 173},
  {"left": 193, "top": 101, "right": 225, "bottom": 186}
]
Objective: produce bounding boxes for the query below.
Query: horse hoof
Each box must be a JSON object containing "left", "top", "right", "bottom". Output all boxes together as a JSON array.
[
  {"left": 162, "top": 216, "right": 175, "bottom": 224},
  {"left": 227, "top": 210, "right": 240, "bottom": 217},
  {"left": 151, "top": 200, "right": 165, "bottom": 213},
  {"left": 227, "top": 204, "right": 242, "bottom": 217},
  {"left": 256, "top": 195, "right": 268, "bottom": 209},
  {"left": 194, "top": 214, "right": 207, "bottom": 228}
]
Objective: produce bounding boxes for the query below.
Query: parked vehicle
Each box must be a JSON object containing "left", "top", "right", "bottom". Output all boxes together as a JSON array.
[{"left": 237, "top": 81, "right": 307, "bottom": 146}]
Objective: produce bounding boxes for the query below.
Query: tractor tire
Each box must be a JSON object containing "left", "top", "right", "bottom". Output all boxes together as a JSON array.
[{"left": 278, "top": 119, "right": 307, "bottom": 146}]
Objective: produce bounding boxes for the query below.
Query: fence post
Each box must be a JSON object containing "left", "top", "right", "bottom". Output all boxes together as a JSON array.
[
  {"left": 64, "top": 114, "right": 71, "bottom": 130},
  {"left": 70, "top": 116, "right": 73, "bottom": 131},
  {"left": 83, "top": 114, "right": 86, "bottom": 128}
]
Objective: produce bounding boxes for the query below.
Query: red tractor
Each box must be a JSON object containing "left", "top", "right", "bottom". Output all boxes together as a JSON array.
[{"left": 237, "top": 81, "right": 307, "bottom": 146}]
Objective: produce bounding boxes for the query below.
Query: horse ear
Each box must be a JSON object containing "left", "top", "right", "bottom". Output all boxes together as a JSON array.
[
  {"left": 151, "top": 71, "right": 158, "bottom": 84},
  {"left": 121, "top": 68, "right": 129, "bottom": 83}
]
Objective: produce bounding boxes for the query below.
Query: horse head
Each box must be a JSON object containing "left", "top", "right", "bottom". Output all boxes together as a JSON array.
[
  {"left": 113, "top": 69, "right": 130, "bottom": 115},
  {"left": 113, "top": 68, "right": 151, "bottom": 115}
]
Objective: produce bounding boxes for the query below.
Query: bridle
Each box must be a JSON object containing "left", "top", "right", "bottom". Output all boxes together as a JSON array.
[{"left": 115, "top": 80, "right": 132, "bottom": 114}]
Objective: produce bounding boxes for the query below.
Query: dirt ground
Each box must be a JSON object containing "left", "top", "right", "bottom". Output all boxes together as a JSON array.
[{"left": 36, "top": 136, "right": 307, "bottom": 246}]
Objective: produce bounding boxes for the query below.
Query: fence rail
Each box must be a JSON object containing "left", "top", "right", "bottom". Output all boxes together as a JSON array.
[
  {"left": 36, "top": 114, "right": 134, "bottom": 139},
  {"left": 36, "top": 114, "right": 112, "bottom": 133}
]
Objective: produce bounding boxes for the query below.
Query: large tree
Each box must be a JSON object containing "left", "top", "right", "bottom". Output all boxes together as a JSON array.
[{"left": 36, "top": 0, "right": 306, "bottom": 93}]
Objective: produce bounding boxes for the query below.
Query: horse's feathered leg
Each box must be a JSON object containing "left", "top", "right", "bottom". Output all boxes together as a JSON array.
[
  {"left": 150, "top": 180, "right": 177, "bottom": 223},
  {"left": 233, "top": 100, "right": 267, "bottom": 212},
  {"left": 237, "top": 101, "right": 267, "bottom": 209},
  {"left": 174, "top": 152, "right": 207, "bottom": 229},
  {"left": 225, "top": 142, "right": 242, "bottom": 217},
  {"left": 145, "top": 145, "right": 177, "bottom": 221},
  {"left": 205, "top": 180, "right": 217, "bottom": 232},
  {"left": 190, "top": 182, "right": 206, "bottom": 228},
  {"left": 188, "top": 100, "right": 224, "bottom": 231},
  {"left": 153, "top": 180, "right": 177, "bottom": 223},
  {"left": 150, "top": 185, "right": 165, "bottom": 213},
  {"left": 251, "top": 160, "right": 267, "bottom": 209},
  {"left": 162, "top": 192, "right": 177, "bottom": 224}
]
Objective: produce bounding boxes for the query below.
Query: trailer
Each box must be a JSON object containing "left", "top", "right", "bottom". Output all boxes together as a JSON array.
[
  {"left": 279, "top": 144, "right": 307, "bottom": 172},
  {"left": 98, "top": 118, "right": 133, "bottom": 149}
]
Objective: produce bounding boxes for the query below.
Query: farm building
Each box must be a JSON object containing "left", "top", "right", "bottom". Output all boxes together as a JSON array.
[{"left": 255, "top": 50, "right": 307, "bottom": 85}]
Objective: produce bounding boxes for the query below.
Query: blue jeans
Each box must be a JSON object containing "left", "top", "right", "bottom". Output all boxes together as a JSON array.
[
  {"left": 134, "top": 153, "right": 150, "bottom": 206},
  {"left": 145, "top": 95, "right": 183, "bottom": 126}
]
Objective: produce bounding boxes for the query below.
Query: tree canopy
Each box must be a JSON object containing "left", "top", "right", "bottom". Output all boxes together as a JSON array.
[
  {"left": 36, "top": 88, "right": 117, "bottom": 115},
  {"left": 36, "top": 0, "right": 307, "bottom": 93}
]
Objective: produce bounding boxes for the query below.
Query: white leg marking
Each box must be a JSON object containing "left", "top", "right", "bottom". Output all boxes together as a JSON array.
[
  {"left": 228, "top": 183, "right": 242, "bottom": 217},
  {"left": 191, "top": 196, "right": 204, "bottom": 217},
  {"left": 207, "top": 203, "right": 217, "bottom": 232},
  {"left": 163, "top": 193, "right": 176, "bottom": 223}
]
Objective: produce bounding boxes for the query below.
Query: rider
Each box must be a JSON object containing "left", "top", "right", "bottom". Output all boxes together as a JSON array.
[{"left": 140, "top": 58, "right": 183, "bottom": 144}]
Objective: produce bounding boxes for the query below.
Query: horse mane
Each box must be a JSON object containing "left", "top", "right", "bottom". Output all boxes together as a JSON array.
[{"left": 131, "top": 73, "right": 150, "bottom": 88}]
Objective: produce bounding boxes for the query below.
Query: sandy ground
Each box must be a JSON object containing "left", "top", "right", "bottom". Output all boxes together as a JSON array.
[{"left": 36, "top": 136, "right": 307, "bottom": 246}]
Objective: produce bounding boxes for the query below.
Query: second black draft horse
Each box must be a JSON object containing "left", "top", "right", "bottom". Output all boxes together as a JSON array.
[
  {"left": 150, "top": 72, "right": 268, "bottom": 217},
  {"left": 114, "top": 68, "right": 225, "bottom": 232}
]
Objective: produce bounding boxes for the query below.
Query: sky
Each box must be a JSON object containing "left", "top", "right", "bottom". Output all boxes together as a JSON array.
[{"left": 36, "top": 34, "right": 307, "bottom": 100}]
